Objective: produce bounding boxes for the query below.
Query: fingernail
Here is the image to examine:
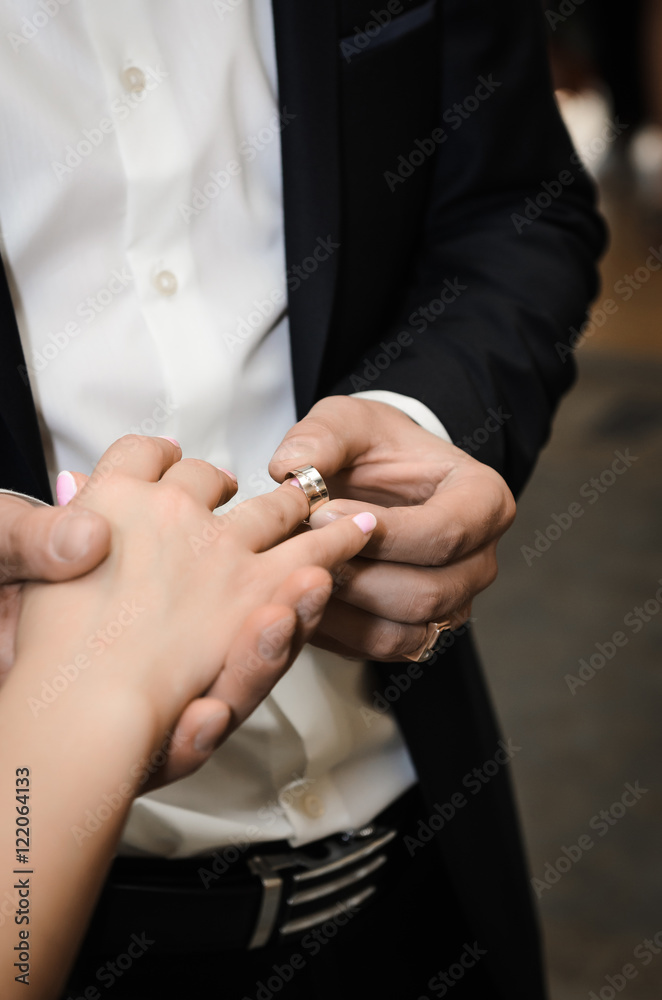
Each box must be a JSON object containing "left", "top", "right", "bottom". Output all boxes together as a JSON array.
[
  {"left": 51, "top": 511, "right": 98, "bottom": 562},
  {"left": 288, "top": 478, "right": 303, "bottom": 490},
  {"left": 296, "top": 585, "right": 331, "bottom": 624},
  {"left": 56, "top": 470, "right": 77, "bottom": 507},
  {"left": 157, "top": 436, "right": 181, "bottom": 448},
  {"left": 193, "top": 707, "right": 231, "bottom": 754},
  {"left": 352, "top": 512, "right": 377, "bottom": 534},
  {"left": 216, "top": 468, "right": 238, "bottom": 483}
]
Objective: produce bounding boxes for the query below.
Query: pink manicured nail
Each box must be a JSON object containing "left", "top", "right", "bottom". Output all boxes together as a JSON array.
[
  {"left": 55, "top": 471, "right": 77, "bottom": 506},
  {"left": 157, "top": 436, "right": 181, "bottom": 448},
  {"left": 217, "top": 468, "right": 238, "bottom": 483},
  {"left": 352, "top": 512, "right": 377, "bottom": 534},
  {"left": 288, "top": 478, "right": 303, "bottom": 490}
]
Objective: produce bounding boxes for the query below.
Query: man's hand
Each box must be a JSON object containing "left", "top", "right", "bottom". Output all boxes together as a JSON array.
[
  {"left": 0, "top": 494, "right": 111, "bottom": 680},
  {"left": 269, "top": 396, "right": 516, "bottom": 661}
]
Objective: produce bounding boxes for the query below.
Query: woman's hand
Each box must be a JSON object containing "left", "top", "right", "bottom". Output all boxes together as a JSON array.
[
  {"left": 0, "top": 435, "right": 377, "bottom": 998},
  {"left": 15, "top": 434, "right": 376, "bottom": 753}
]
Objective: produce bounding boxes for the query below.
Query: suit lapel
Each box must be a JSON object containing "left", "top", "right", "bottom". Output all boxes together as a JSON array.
[{"left": 272, "top": 2, "right": 342, "bottom": 417}]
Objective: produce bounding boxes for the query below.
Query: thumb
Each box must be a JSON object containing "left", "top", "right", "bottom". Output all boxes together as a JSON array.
[
  {"left": 140, "top": 699, "right": 232, "bottom": 792},
  {"left": 0, "top": 491, "right": 111, "bottom": 585},
  {"left": 268, "top": 396, "right": 372, "bottom": 483}
]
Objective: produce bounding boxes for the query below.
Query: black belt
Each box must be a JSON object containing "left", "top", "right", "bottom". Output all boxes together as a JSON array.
[{"left": 82, "top": 786, "right": 421, "bottom": 956}]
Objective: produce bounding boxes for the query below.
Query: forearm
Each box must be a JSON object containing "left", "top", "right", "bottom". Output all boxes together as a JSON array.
[{"left": 0, "top": 658, "right": 155, "bottom": 999}]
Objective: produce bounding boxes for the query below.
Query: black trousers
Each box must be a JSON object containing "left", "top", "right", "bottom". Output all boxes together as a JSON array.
[{"left": 63, "top": 803, "right": 497, "bottom": 1000}]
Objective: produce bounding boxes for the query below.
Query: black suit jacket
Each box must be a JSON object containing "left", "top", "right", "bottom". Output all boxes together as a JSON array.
[{"left": 0, "top": 2, "right": 605, "bottom": 997}]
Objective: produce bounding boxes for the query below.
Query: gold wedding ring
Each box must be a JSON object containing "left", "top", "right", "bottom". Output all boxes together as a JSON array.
[
  {"left": 404, "top": 621, "right": 453, "bottom": 663},
  {"left": 285, "top": 465, "right": 330, "bottom": 516}
]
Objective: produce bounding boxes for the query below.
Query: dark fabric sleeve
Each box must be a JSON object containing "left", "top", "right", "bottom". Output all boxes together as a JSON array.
[{"left": 331, "top": 0, "right": 607, "bottom": 497}]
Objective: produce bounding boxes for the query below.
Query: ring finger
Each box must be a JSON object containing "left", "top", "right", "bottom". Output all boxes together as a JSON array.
[{"left": 312, "top": 598, "right": 428, "bottom": 662}]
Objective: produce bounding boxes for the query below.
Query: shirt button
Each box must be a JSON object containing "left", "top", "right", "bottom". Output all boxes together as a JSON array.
[
  {"left": 153, "top": 270, "right": 178, "bottom": 296},
  {"left": 121, "top": 66, "right": 147, "bottom": 93},
  {"left": 302, "top": 795, "right": 325, "bottom": 819}
]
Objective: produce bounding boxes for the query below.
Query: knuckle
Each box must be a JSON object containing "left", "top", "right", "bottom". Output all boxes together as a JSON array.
[
  {"left": 160, "top": 481, "right": 199, "bottom": 519},
  {"left": 483, "top": 471, "right": 516, "bottom": 529},
  {"left": 406, "top": 577, "right": 443, "bottom": 623},
  {"left": 483, "top": 551, "right": 499, "bottom": 588},
  {"left": 451, "top": 603, "right": 473, "bottom": 627},
  {"left": 371, "top": 621, "right": 411, "bottom": 659},
  {"left": 178, "top": 457, "right": 214, "bottom": 476},
  {"left": 258, "top": 497, "right": 293, "bottom": 539},
  {"left": 439, "top": 575, "right": 469, "bottom": 615},
  {"left": 435, "top": 520, "right": 465, "bottom": 563},
  {"left": 116, "top": 433, "right": 145, "bottom": 453},
  {"left": 502, "top": 490, "right": 517, "bottom": 528}
]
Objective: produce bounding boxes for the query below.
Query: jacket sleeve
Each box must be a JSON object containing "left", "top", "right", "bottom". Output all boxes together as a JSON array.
[{"left": 330, "top": 0, "right": 607, "bottom": 497}]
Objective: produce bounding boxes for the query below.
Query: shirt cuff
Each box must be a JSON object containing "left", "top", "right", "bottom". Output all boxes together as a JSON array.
[{"left": 350, "top": 391, "right": 452, "bottom": 443}]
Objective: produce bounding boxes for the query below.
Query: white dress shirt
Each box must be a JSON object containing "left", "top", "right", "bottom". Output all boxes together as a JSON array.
[{"left": 0, "top": 0, "right": 449, "bottom": 856}]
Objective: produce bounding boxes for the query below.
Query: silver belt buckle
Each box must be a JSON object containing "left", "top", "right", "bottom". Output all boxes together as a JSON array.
[{"left": 247, "top": 825, "right": 397, "bottom": 949}]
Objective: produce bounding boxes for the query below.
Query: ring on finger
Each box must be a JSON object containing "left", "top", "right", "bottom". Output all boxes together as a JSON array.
[
  {"left": 404, "top": 620, "right": 453, "bottom": 663},
  {"left": 285, "top": 465, "right": 330, "bottom": 517}
]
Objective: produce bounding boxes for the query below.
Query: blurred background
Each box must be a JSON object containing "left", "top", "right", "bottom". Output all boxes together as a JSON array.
[{"left": 476, "top": 3, "right": 662, "bottom": 997}]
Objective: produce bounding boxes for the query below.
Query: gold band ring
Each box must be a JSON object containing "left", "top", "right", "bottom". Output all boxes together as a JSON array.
[
  {"left": 284, "top": 465, "right": 330, "bottom": 516},
  {"left": 404, "top": 621, "right": 453, "bottom": 663}
]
